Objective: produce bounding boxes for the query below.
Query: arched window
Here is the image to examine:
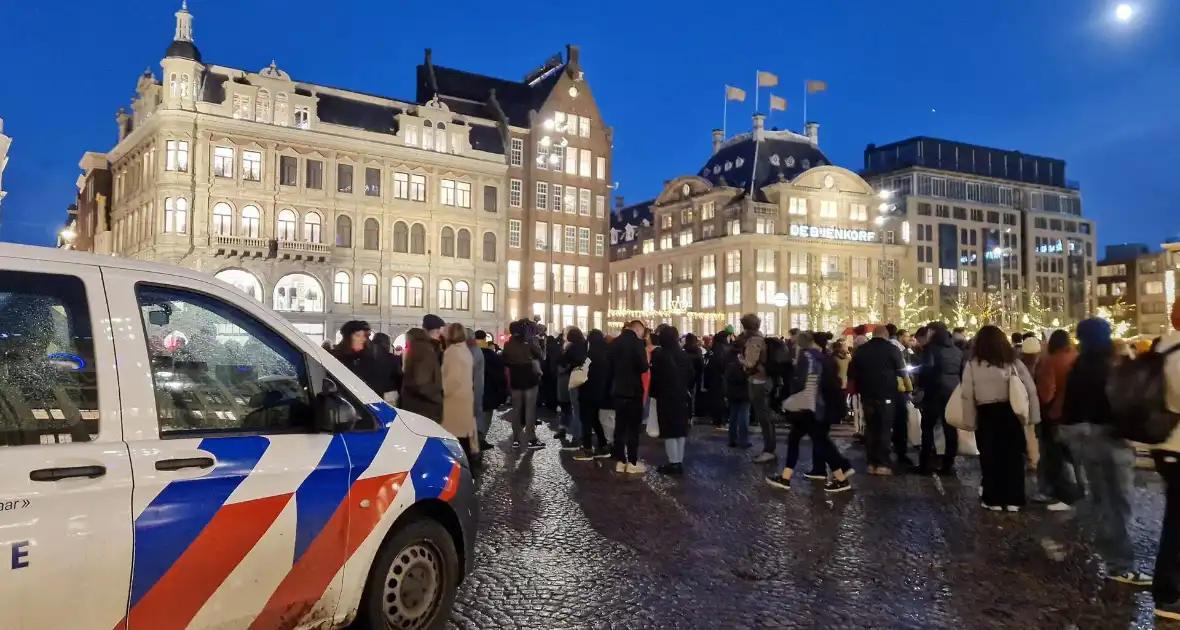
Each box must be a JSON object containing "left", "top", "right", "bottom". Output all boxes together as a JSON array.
[
  {"left": 457, "top": 229, "right": 471, "bottom": 259},
  {"left": 336, "top": 215, "right": 352, "bottom": 247},
  {"left": 361, "top": 273, "right": 378, "bottom": 305},
  {"left": 410, "top": 223, "right": 426, "bottom": 255},
  {"left": 273, "top": 273, "right": 324, "bottom": 312},
  {"left": 304, "top": 212, "right": 321, "bottom": 243},
  {"left": 277, "top": 209, "right": 297, "bottom": 241},
  {"left": 481, "top": 282, "right": 496, "bottom": 313},
  {"left": 482, "top": 232, "right": 497, "bottom": 262},
  {"left": 391, "top": 276, "right": 407, "bottom": 307},
  {"left": 422, "top": 120, "right": 434, "bottom": 151},
  {"left": 392, "top": 221, "right": 409, "bottom": 253},
  {"left": 435, "top": 122, "right": 447, "bottom": 153},
  {"left": 437, "top": 279, "right": 453, "bottom": 309},
  {"left": 333, "top": 271, "right": 351, "bottom": 304},
  {"left": 215, "top": 269, "right": 263, "bottom": 302},
  {"left": 167, "top": 197, "right": 189, "bottom": 234},
  {"left": 241, "top": 205, "right": 261, "bottom": 238},
  {"left": 407, "top": 276, "right": 424, "bottom": 308},
  {"left": 169, "top": 73, "right": 179, "bottom": 98},
  {"left": 180, "top": 73, "right": 190, "bottom": 99},
  {"left": 440, "top": 227, "right": 455, "bottom": 257},
  {"left": 212, "top": 202, "right": 232, "bottom": 235},
  {"left": 363, "top": 218, "right": 380, "bottom": 250},
  {"left": 256, "top": 89, "right": 271, "bottom": 122},
  {"left": 454, "top": 281, "right": 470, "bottom": 311},
  {"left": 274, "top": 93, "right": 289, "bottom": 126}
]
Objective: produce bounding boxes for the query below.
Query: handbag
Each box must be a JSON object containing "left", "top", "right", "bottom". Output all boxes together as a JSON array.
[
  {"left": 945, "top": 382, "right": 972, "bottom": 431},
  {"left": 1008, "top": 365, "right": 1031, "bottom": 424},
  {"left": 569, "top": 358, "right": 590, "bottom": 389},
  {"left": 646, "top": 398, "right": 660, "bottom": 438}
]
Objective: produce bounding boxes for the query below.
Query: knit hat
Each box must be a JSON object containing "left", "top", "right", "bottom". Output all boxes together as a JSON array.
[
  {"left": 1020, "top": 337, "right": 1041, "bottom": 355},
  {"left": 339, "top": 320, "right": 371, "bottom": 340},
  {"left": 724, "top": 324, "right": 735, "bottom": 334},
  {"left": 1076, "top": 317, "right": 1112, "bottom": 353},
  {"left": 422, "top": 314, "right": 445, "bottom": 332}
]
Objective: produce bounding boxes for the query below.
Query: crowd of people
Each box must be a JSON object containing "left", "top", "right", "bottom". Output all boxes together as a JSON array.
[{"left": 327, "top": 303, "right": 1180, "bottom": 622}]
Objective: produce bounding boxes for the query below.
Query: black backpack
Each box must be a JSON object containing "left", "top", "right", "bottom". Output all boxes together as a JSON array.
[{"left": 1107, "top": 345, "right": 1180, "bottom": 444}]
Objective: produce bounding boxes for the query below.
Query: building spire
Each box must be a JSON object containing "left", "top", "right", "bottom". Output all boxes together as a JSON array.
[{"left": 174, "top": 1, "right": 193, "bottom": 42}]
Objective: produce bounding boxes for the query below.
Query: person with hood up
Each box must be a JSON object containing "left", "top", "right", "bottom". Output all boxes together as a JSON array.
[
  {"left": 1035, "top": 329, "right": 1082, "bottom": 510},
  {"left": 333, "top": 321, "right": 385, "bottom": 394},
  {"left": 916, "top": 322, "right": 965, "bottom": 475},
  {"left": 400, "top": 314, "right": 446, "bottom": 423},
  {"left": 1148, "top": 299, "right": 1180, "bottom": 620},
  {"left": 649, "top": 325, "right": 695, "bottom": 475},
  {"left": 475, "top": 331, "right": 505, "bottom": 451},
  {"left": 440, "top": 324, "right": 479, "bottom": 459},
  {"left": 1059, "top": 318, "right": 1151, "bottom": 585},
  {"left": 573, "top": 329, "right": 612, "bottom": 461},
  {"left": 369, "top": 332, "right": 401, "bottom": 404},
  {"left": 702, "top": 330, "right": 731, "bottom": 430}
]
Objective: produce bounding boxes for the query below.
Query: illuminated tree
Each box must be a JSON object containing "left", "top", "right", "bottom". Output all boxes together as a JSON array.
[
  {"left": 1097, "top": 297, "right": 1135, "bottom": 338},
  {"left": 895, "top": 281, "right": 933, "bottom": 330}
]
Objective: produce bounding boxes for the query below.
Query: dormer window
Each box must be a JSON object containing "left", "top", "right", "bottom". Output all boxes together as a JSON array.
[
  {"left": 435, "top": 122, "right": 446, "bottom": 153},
  {"left": 256, "top": 89, "right": 271, "bottom": 122},
  {"left": 180, "top": 74, "right": 190, "bottom": 99},
  {"left": 274, "top": 93, "right": 288, "bottom": 126},
  {"left": 404, "top": 124, "right": 418, "bottom": 146},
  {"left": 422, "top": 121, "right": 434, "bottom": 151},
  {"left": 232, "top": 94, "right": 252, "bottom": 120},
  {"left": 169, "top": 73, "right": 179, "bottom": 98},
  {"left": 294, "top": 107, "right": 310, "bottom": 129}
]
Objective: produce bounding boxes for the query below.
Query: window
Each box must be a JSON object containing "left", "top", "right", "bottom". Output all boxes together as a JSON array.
[
  {"left": 790, "top": 281, "right": 809, "bottom": 306},
  {"left": 213, "top": 146, "right": 234, "bottom": 178},
  {"left": 578, "top": 228, "right": 591, "bottom": 255},
  {"left": 407, "top": 277, "right": 424, "bottom": 307},
  {"left": 508, "top": 219, "right": 522, "bottom": 248},
  {"left": 509, "top": 179, "right": 523, "bottom": 207},
  {"left": 596, "top": 156, "right": 606, "bottom": 181},
  {"left": 294, "top": 107, "right": 310, "bottom": 129},
  {"left": 789, "top": 198, "right": 807, "bottom": 215},
  {"left": 276, "top": 209, "right": 297, "bottom": 241},
  {"left": 212, "top": 202, "right": 232, "bottom": 235},
  {"left": 789, "top": 251, "right": 807, "bottom": 275},
  {"left": 306, "top": 160, "right": 323, "bottom": 189},
  {"left": 535, "top": 262, "right": 548, "bottom": 290},
  {"left": 337, "top": 164, "right": 353, "bottom": 193},
  {"left": 579, "top": 151, "right": 592, "bottom": 178},
  {"left": 440, "top": 227, "right": 455, "bottom": 257},
  {"left": 165, "top": 198, "right": 187, "bottom": 234},
  {"left": 851, "top": 257, "right": 869, "bottom": 279},
  {"left": 595, "top": 234, "right": 605, "bottom": 256},
  {"left": 233, "top": 94, "right": 251, "bottom": 120},
  {"left": 441, "top": 180, "right": 456, "bottom": 206},
  {"left": 851, "top": 284, "right": 869, "bottom": 308},
  {"left": 454, "top": 281, "right": 470, "bottom": 311},
  {"left": 363, "top": 218, "right": 379, "bottom": 250},
  {"left": 820, "top": 200, "right": 837, "bottom": 218},
  {"left": 304, "top": 212, "right": 321, "bottom": 243},
  {"left": 725, "top": 281, "right": 741, "bottom": 305},
  {"left": 536, "top": 182, "right": 549, "bottom": 210},
  {"left": 726, "top": 250, "right": 741, "bottom": 274},
  {"left": 756, "top": 280, "right": 776, "bottom": 304},
  {"left": 410, "top": 224, "right": 426, "bottom": 254},
  {"left": 755, "top": 218, "right": 775, "bottom": 234},
  {"left": 756, "top": 249, "right": 776, "bottom": 273},
  {"left": 335, "top": 215, "right": 352, "bottom": 247},
  {"left": 537, "top": 142, "right": 550, "bottom": 170},
  {"left": 422, "top": 121, "right": 435, "bottom": 151},
  {"left": 701, "top": 201, "right": 716, "bottom": 220},
  {"left": 482, "top": 232, "right": 497, "bottom": 262},
  {"left": 434, "top": 280, "right": 453, "bottom": 309},
  {"left": 592, "top": 195, "right": 605, "bottom": 220},
  {"left": 481, "top": 283, "right": 495, "bottom": 312},
  {"left": 137, "top": 285, "right": 313, "bottom": 437},
  {"left": 455, "top": 229, "right": 471, "bottom": 259},
  {"left": 849, "top": 203, "right": 867, "bottom": 221},
  {"left": 165, "top": 140, "right": 189, "bottom": 172},
  {"left": 565, "top": 226, "right": 577, "bottom": 253},
  {"left": 333, "top": 272, "right": 351, "bottom": 304},
  {"left": 820, "top": 255, "right": 839, "bottom": 277},
  {"left": 1145, "top": 280, "right": 1164, "bottom": 295},
  {"left": 701, "top": 254, "right": 716, "bottom": 279},
  {"left": 410, "top": 175, "right": 426, "bottom": 202},
  {"left": 579, "top": 189, "right": 591, "bottom": 216},
  {"left": 394, "top": 173, "right": 409, "bottom": 199},
  {"left": 578, "top": 116, "right": 591, "bottom": 138},
  {"left": 552, "top": 184, "right": 563, "bottom": 213},
  {"left": 564, "top": 187, "right": 577, "bottom": 215},
  {"left": 274, "top": 93, "right": 289, "bottom": 126},
  {"left": 256, "top": 89, "right": 271, "bottom": 122},
  {"left": 536, "top": 221, "right": 549, "bottom": 250},
  {"left": 241, "top": 205, "right": 260, "bottom": 238},
  {"left": 701, "top": 283, "right": 716, "bottom": 308},
  {"left": 242, "top": 151, "right": 261, "bottom": 181},
  {"left": 727, "top": 219, "right": 741, "bottom": 235},
  {"left": 365, "top": 167, "right": 381, "bottom": 196},
  {"left": 389, "top": 221, "right": 409, "bottom": 253},
  {"left": 510, "top": 138, "right": 523, "bottom": 167},
  {"left": 169, "top": 73, "right": 178, "bottom": 97},
  {"left": 563, "top": 266, "right": 576, "bottom": 293},
  {"left": 361, "top": 273, "right": 378, "bottom": 305},
  {"left": 452, "top": 182, "right": 470, "bottom": 209},
  {"left": 565, "top": 147, "right": 577, "bottom": 174},
  {"left": 507, "top": 261, "right": 521, "bottom": 290},
  {"left": 391, "top": 276, "right": 407, "bottom": 306},
  {"left": 577, "top": 267, "right": 590, "bottom": 294},
  {"left": 434, "top": 122, "right": 446, "bottom": 153}
]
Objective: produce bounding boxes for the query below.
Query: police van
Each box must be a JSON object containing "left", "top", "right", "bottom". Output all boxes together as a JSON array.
[{"left": 0, "top": 244, "right": 475, "bottom": 629}]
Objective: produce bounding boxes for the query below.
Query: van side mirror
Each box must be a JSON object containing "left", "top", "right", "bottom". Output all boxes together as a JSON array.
[{"left": 315, "top": 378, "right": 358, "bottom": 433}]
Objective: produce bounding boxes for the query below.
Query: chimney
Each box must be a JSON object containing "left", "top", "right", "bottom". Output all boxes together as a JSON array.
[
  {"left": 752, "top": 114, "right": 766, "bottom": 141},
  {"left": 566, "top": 44, "right": 580, "bottom": 66},
  {"left": 805, "top": 121, "right": 819, "bottom": 145},
  {"left": 712, "top": 129, "right": 723, "bottom": 154},
  {"left": 614, "top": 195, "right": 624, "bottom": 210}
]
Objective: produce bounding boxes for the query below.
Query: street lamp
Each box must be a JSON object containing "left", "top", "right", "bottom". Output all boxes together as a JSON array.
[{"left": 773, "top": 291, "right": 790, "bottom": 336}]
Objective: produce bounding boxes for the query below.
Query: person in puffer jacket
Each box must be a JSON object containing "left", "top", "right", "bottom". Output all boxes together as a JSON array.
[
  {"left": 917, "top": 322, "right": 965, "bottom": 475},
  {"left": 1151, "top": 300, "right": 1180, "bottom": 621}
]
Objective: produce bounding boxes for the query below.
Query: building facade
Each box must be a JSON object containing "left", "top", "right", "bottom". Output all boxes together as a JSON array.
[
  {"left": 863, "top": 137, "right": 1096, "bottom": 329},
  {"left": 59, "top": 152, "right": 112, "bottom": 253},
  {"left": 1096, "top": 243, "right": 1148, "bottom": 336},
  {"left": 1136, "top": 248, "right": 1171, "bottom": 337},
  {"left": 420, "top": 47, "right": 614, "bottom": 332},
  {"left": 0, "top": 118, "right": 9, "bottom": 220},
  {"left": 89, "top": 3, "right": 582, "bottom": 342},
  {"left": 610, "top": 117, "right": 912, "bottom": 335}
]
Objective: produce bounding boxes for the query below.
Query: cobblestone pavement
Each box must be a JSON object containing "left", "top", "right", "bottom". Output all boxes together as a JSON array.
[{"left": 447, "top": 413, "right": 1167, "bottom": 630}]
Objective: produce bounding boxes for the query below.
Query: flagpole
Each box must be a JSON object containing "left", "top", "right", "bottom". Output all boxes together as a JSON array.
[
  {"left": 802, "top": 79, "right": 808, "bottom": 130},
  {"left": 722, "top": 86, "right": 728, "bottom": 138},
  {"left": 754, "top": 70, "right": 760, "bottom": 115}
]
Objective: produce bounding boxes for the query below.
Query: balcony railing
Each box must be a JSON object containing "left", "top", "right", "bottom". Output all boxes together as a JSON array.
[
  {"left": 208, "top": 235, "right": 270, "bottom": 258},
  {"left": 277, "top": 239, "right": 331, "bottom": 262}
]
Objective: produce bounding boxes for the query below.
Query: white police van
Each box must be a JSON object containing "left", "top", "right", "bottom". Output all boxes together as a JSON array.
[{"left": 0, "top": 244, "right": 475, "bottom": 629}]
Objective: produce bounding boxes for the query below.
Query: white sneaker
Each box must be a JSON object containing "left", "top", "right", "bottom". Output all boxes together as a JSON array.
[
  {"left": 1046, "top": 501, "right": 1073, "bottom": 512},
  {"left": 1005, "top": 505, "right": 1021, "bottom": 513},
  {"left": 615, "top": 461, "right": 626, "bottom": 473},
  {"left": 752, "top": 452, "right": 776, "bottom": 464},
  {"left": 626, "top": 462, "right": 647, "bottom": 474}
]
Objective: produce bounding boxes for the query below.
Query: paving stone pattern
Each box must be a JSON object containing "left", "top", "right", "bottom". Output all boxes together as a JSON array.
[{"left": 447, "top": 413, "right": 1167, "bottom": 630}]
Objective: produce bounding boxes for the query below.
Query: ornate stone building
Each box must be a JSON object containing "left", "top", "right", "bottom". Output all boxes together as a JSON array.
[
  {"left": 0, "top": 117, "right": 10, "bottom": 221},
  {"left": 98, "top": 3, "right": 515, "bottom": 342}
]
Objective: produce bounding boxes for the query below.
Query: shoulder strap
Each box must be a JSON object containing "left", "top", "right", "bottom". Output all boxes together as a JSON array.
[{"left": 1160, "top": 344, "right": 1180, "bottom": 358}]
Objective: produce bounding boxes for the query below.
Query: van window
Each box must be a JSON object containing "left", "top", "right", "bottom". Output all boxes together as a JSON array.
[
  {"left": 0, "top": 270, "right": 99, "bottom": 446},
  {"left": 135, "top": 285, "right": 314, "bottom": 438}
]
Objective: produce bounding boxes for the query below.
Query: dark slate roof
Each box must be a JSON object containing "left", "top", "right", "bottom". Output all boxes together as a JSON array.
[
  {"left": 610, "top": 200, "right": 655, "bottom": 245},
  {"left": 468, "top": 125, "right": 505, "bottom": 154},
  {"left": 200, "top": 70, "right": 227, "bottom": 104},
  {"left": 316, "top": 93, "right": 401, "bottom": 136},
  {"left": 165, "top": 40, "right": 201, "bottom": 63},
  {"left": 417, "top": 63, "right": 563, "bottom": 128},
  {"left": 697, "top": 131, "right": 830, "bottom": 201}
]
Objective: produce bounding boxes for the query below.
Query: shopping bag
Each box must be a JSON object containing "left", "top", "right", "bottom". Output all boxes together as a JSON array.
[
  {"left": 599, "top": 409, "right": 616, "bottom": 439},
  {"left": 569, "top": 358, "right": 590, "bottom": 389},
  {"left": 646, "top": 399, "right": 660, "bottom": 438},
  {"left": 958, "top": 429, "right": 979, "bottom": 456},
  {"left": 945, "top": 382, "right": 974, "bottom": 431},
  {"left": 906, "top": 400, "right": 922, "bottom": 447}
]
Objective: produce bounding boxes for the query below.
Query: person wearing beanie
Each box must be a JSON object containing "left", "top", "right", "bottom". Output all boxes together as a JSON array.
[
  {"left": 1149, "top": 300, "right": 1180, "bottom": 620},
  {"left": 422, "top": 314, "right": 446, "bottom": 339},
  {"left": 1059, "top": 317, "right": 1151, "bottom": 586},
  {"left": 332, "top": 321, "right": 385, "bottom": 395},
  {"left": 400, "top": 319, "right": 445, "bottom": 423}
]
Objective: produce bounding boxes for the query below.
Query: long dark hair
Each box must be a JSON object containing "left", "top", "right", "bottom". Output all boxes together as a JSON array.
[
  {"left": 971, "top": 325, "right": 1015, "bottom": 367},
  {"left": 1047, "top": 329, "right": 1072, "bottom": 354}
]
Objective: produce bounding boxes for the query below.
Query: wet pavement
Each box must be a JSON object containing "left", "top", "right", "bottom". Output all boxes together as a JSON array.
[{"left": 448, "top": 413, "right": 1168, "bottom": 630}]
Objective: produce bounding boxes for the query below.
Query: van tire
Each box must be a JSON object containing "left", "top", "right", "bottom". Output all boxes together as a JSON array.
[{"left": 358, "top": 518, "right": 460, "bottom": 630}]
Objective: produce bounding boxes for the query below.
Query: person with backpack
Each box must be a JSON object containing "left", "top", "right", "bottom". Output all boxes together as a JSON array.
[
  {"left": 1147, "top": 300, "right": 1180, "bottom": 621},
  {"left": 1061, "top": 318, "right": 1152, "bottom": 585},
  {"left": 1034, "top": 329, "right": 1083, "bottom": 510},
  {"left": 740, "top": 314, "right": 777, "bottom": 463}
]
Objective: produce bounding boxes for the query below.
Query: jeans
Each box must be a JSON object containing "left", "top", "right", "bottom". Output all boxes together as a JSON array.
[
  {"left": 893, "top": 394, "right": 910, "bottom": 460},
  {"left": 579, "top": 397, "right": 606, "bottom": 451},
  {"left": 567, "top": 387, "right": 582, "bottom": 442},
  {"left": 1153, "top": 450, "right": 1180, "bottom": 604},
  {"left": 1037, "top": 418, "right": 1083, "bottom": 504},
  {"left": 750, "top": 380, "right": 775, "bottom": 454},
  {"left": 862, "top": 398, "right": 893, "bottom": 468},
  {"left": 664, "top": 437, "right": 686, "bottom": 464},
  {"left": 1059, "top": 423, "right": 1137, "bottom": 574},
  {"left": 976, "top": 402, "right": 1027, "bottom": 507},
  {"left": 476, "top": 409, "right": 493, "bottom": 441},
  {"left": 728, "top": 400, "right": 751, "bottom": 446},
  {"left": 509, "top": 387, "right": 538, "bottom": 443},
  {"left": 613, "top": 397, "right": 644, "bottom": 465},
  {"left": 919, "top": 390, "right": 958, "bottom": 470}
]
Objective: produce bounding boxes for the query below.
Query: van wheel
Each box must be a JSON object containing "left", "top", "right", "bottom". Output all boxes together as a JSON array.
[{"left": 360, "top": 518, "right": 459, "bottom": 630}]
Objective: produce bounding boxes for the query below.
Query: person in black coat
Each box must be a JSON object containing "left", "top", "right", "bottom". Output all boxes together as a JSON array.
[
  {"left": 559, "top": 328, "right": 588, "bottom": 447},
  {"left": 609, "top": 321, "right": 650, "bottom": 470},
  {"left": 478, "top": 335, "right": 508, "bottom": 450},
  {"left": 702, "top": 331, "right": 730, "bottom": 428},
  {"left": 650, "top": 325, "right": 695, "bottom": 475},
  {"left": 333, "top": 320, "right": 387, "bottom": 395},
  {"left": 574, "top": 329, "right": 612, "bottom": 460},
  {"left": 683, "top": 333, "right": 705, "bottom": 419},
  {"left": 917, "top": 322, "right": 965, "bottom": 474}
]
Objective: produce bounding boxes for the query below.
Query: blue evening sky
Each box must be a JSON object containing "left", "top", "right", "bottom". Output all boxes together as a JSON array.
[{"left": 0, "top": 0, "right": 1176, "bottom": 252}]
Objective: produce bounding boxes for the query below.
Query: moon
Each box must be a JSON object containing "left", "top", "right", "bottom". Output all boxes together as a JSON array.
[{"left": 1115, "top": 3, "right": 1134, "bottom": 22}]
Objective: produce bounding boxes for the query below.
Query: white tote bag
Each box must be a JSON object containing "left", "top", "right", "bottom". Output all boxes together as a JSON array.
[
  {"left": 569, "top": 358, "right": 590, "bottom": 389},
  {"left": 906, "top": 400, "right": 923, "bottom": 447},
  {"left": 599, "top": 409, "right": 616, "bottom": 439},
  {"left": 945, "top": 382, "right": 972, "bottom": 431},
  {"left": 1008, "top": 365, "right": 1031, "bottom": 424}
]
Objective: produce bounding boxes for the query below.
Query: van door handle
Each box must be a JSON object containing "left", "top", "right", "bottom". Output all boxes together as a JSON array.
[
  {"left": 154, "top": 457, "right": 215, "bottom": 471},
  {"left": 29, "top": 465, "right": 107, "bottom": 482}
]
